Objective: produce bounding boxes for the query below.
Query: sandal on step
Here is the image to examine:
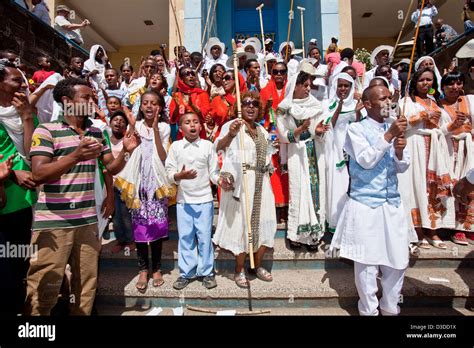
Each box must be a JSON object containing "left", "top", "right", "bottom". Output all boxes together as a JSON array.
[
  {"left": 234, "top": 272, "right": 250, "bottom": 288},
  {"left": 425, "top": 237, "right": 447, "bottom": 250},
  {"left": 255, "top": 267, "right": 273, "bottom": 282},
  {"left": 152, "top": 271, "right": 165, "bottom": 288},
  {"left": 417, "top": 239, "right": 431, "bottom": 249},
  {"left": 451, "top": 233, "right": 469, "bottom": 246},
  {"left": 136, "top": 272, "right": 149, "bottom": 293},
  {"left": 409, "top": 243, "right": 420, "bottom": 257}
]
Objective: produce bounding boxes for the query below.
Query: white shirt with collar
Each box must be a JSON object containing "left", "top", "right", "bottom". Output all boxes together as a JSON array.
[
  {"left": 411, "top": 6, "right": 438, "bottom": 27},
  {"left": 166, "top": 137, "right": 219, "bottom": 204}
]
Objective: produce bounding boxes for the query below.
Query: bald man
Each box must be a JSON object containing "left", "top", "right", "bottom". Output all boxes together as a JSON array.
[{"left": 330, "top": 86, "right": 417, "bottom": 316}]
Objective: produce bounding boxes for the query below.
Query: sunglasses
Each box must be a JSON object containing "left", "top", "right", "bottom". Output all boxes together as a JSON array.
[
  {"left": 182, "top": 70, "right": 196, "bottom": 77},
  {"left": 223, "top": 75, "right": 234, "bottom": 81},
  {"left": 272, "top": 69, "right": 288, "bottom": 75},
  {"left": 242, "top": 100, "right": 259, "bottom": 108}
]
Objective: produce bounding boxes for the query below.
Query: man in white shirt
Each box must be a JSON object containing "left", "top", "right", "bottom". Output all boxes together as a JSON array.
[
  {"left": 31, "top": 0, "right": 51, "bottom": 25},
  {"left": 54, "top": 5, "right": 90, "bottom": 46},
  {"left": 166, "top": 113, "right": 220, "bottom": 290},
  {"left": 363, "top": 46, "right": 400, "bottom": 90},
  {"left": 411, "top": 0, "right": 438, "bottom": 57}
]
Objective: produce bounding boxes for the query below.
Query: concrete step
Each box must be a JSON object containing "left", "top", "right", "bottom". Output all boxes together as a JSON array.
[
  {"left": 99, "top": 237, "right": 474, "bottom": 271},
  {"left": 95, "top": 304, "right": 474, "bottom": 316},
  {"left": 96, "top": 267, "right": 474, "bottom": 311}
]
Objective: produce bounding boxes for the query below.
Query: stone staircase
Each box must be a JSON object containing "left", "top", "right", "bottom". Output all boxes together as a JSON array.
[{"left": 95, "top": 206, "right": 474, "bottom": 316}]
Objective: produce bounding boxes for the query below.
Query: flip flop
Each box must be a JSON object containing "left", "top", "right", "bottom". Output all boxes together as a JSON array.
[
  {"left": 425, "top": 237, "right": 447, "bottom": 250},
  {"left": 416, "top": 239, "right": 431, "bottom": 249}
]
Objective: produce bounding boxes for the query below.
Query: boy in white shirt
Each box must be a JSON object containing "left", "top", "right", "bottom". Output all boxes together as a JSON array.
[{"left": 166, "top": 113, "right": 220, "bottom": 290}]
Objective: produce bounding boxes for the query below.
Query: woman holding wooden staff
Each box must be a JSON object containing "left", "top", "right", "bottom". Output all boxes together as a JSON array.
[
  {"left": 213, "top": 41, "right": 277, "bottom": 289},
  {"left": 276, "top": 71, "right": 328, "bottom": 251}
]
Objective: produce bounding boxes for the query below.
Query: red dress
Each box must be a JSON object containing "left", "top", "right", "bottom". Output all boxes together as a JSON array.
[
  {"left": 170, "top": 79, "right": 210, "bottom": 140},
  {"left": 260, "top": 79, "right": 289, "bottom": 207}
]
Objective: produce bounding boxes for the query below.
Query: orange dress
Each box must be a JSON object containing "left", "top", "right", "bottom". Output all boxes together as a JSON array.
[
  {"left": 440, "top": 96, "right": 474, "bottom": 231},
  {"left": 260, "top": 79, "right": 289, "bottom": 207}
]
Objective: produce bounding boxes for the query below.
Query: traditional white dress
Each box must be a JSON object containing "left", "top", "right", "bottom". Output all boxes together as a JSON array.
[
  {"left": 213, "top": 121, "right": 277, "bottom": 256},
  {"left": 324, "top": 73, "right": 357, "bottom": 231},
  {"left": 443, "top": 95, "right": 474, "bottom": 232},
  {"left": 398, "top": 97, "right": 456, "bottom": 230},
  {"left": 276, "top": 75, "right": 326, "bottom": 246}
]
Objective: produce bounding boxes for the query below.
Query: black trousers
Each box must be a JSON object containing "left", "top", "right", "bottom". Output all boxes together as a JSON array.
[
  {"left": 416, "top": 25, "right": 435, "bottom": 58},
  {"left": 136, "top": 240, "right": 163, "bottom": 273},
  {"left": 0, "top": 208, "right": 33, "bottom": 316}
]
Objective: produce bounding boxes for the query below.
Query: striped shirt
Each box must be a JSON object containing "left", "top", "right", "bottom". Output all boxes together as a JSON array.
[{"left": 30, "top": 117, "right": 111, "bottom": 230}]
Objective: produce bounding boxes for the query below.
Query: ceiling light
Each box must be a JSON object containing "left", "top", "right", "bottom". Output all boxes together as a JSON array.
[
  {"left": 362, "top": 12, "right": 373, "bottom": 18},
  {"left": 144, "top": 20, "right": 154, "bottom": 26}
]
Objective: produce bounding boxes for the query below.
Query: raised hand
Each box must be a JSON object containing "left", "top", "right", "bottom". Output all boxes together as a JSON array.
[
  {"left": 122, "top": 106, "right": 136, "bottom": 128},
  {"left": 229, "top": 119, "right": 243, "bottom": 137},
  {"left": 315, "top": 121, "right": 330, "bottom": 136},
  {"left": 123, "top": 128, "right": 141, "bottom": 153},
  {"left": 12, "top": 92, "right": 33, "bottom": 120},
  {"left": 0, "top": 155, "right": 14, "bottom": 183},
  {"left": 73, "top": 137, "right": 103, "bottom": 162},
  {"left": 386, "top": 116, "right": 407, "bottom": 142}
]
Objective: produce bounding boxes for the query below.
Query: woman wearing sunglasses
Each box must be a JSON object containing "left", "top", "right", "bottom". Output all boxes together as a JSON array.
[
  {"left": 214, "top": 91, "right": 277, "bottom": 288},
  {"left": 208, "top": 70, "right": 246, "bottom": 141},
  {"left": 170, "top": 67, "right": 210, "bottom": 140},
  {"left": 276, "top": 71, "right": 329, "bottom": 251},
  {"left": 260, "top": 62, "right": 290, "bottom": 223}
]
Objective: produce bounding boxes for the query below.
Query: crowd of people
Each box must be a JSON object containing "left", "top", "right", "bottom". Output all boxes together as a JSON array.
[{"left": 0, "top": 0, "right": 473, "bottom": 318}]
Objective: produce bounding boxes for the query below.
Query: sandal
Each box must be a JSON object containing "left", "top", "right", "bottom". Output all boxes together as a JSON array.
[
  {"left": 417, "top": 239, "right": 431, "bottom": 249},
  {"left": 234, "top": 271, "right": 250, "bottom": 288},
  {"left": 425, "top": 237, "right": 447, "bottom": 250},
  {"left": 136, "top": 271, "right": 148, "bottom": 293},
  {"left": 451, "top": 233, "right": 469, "bottom": 246},
  {"left": 409, "top": 243, "right": 420, "bottom": 257},
  {"left": 152, "top": 271, "right": 165, "bottom": 288},
  {"left": 255, "top": 267, "right": 273, "bottom": 282}
]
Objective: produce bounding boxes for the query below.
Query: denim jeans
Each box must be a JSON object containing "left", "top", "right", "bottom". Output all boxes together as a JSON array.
[{"left": 113, "top": 188, "right": 133, "bottom": 244}]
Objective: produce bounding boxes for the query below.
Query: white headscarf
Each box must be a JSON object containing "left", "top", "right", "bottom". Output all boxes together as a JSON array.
[
  {"left": 84, "top": 44, "right": 109, "bottom": 89},
  {"left": 278, "top": 73, "right": 322, "bottom": 120},
  {"left": 0, "top": 62, "right": 29, "bottom": 159},
  {"left": 328, "top": 72, "right": 357, "bottom": 113},
  {"left": 414, "top": 56, "right": 442, "bottom": 91}
]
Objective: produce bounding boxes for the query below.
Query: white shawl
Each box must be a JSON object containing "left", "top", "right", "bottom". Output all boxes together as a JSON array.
[
  {"left": 328, "top": 72, "right": 357, "bottom": 113},
  {"left": 414, "top": 56, "right": 442, "bottom": 91},
  {"left": 278, "top": 74, "right": 323, "bottom": 121},
  {"left": 115, "top": 121, "right": 176, "bottom": 209},
  {"left": 84, "top": 44, "right": 110, "bottom": 90},
  {"left": 0, "top": 106, "right": 25, "bottom": 158}
]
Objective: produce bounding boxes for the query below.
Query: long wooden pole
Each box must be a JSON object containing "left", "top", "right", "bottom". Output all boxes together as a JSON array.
[
  {"left": 402, "top": 0, "right": 426, "bottom": 116},
  {"left": 169, "top": 0, "right": 183, "bottom": 49},
  {"left": 201, "top": 0, "right": 214, "bottom": 52},
  {"left": 298, "top": 7, "right": 306, "bottom": 58},
  {"left": 232, "top": 39, "right": 255, "bottom": 269},
  {"left": 285, "top": 0, "right": 295, "bottom": 61},
  {"left": 391, "top": 0, "right": 416, "bottom": 62},
  {"left": 256, "top": 4, "right": 268, "bottom": 76}
]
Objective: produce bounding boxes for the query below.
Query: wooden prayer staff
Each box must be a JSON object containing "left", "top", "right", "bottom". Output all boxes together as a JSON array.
[
  {"left": 297, "top": 6, "right": 306, "bottom": 58},
  {"left": 232, "top": 39, "right": 255, "bottom": 269},
  {"left": 402, "top": 0, "right": 426, "bottom": 116},
  {"left": 186, "top": 305, "right": 271, "bottom": 316},
  {"left": 169, "top": 0, "right": 183, "bottom": 49},
  {"left": 391, "top": 0, "right": 415, "bottom": 62},
  {"left": 285, "top": 0, "right": 295, "bottom": 61},
  {"left": 256, "top": 3, "right": 268, "bottom": 76}
]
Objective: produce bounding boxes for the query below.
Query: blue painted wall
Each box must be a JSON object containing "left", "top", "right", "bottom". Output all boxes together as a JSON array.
[{"left": 214, "top": 0, "right": 323, "bottom": 56}]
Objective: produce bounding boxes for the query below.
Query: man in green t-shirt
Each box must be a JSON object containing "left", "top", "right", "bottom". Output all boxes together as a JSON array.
[{"left": 0, "top": 59, "right": 37, "bottom": 316}]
